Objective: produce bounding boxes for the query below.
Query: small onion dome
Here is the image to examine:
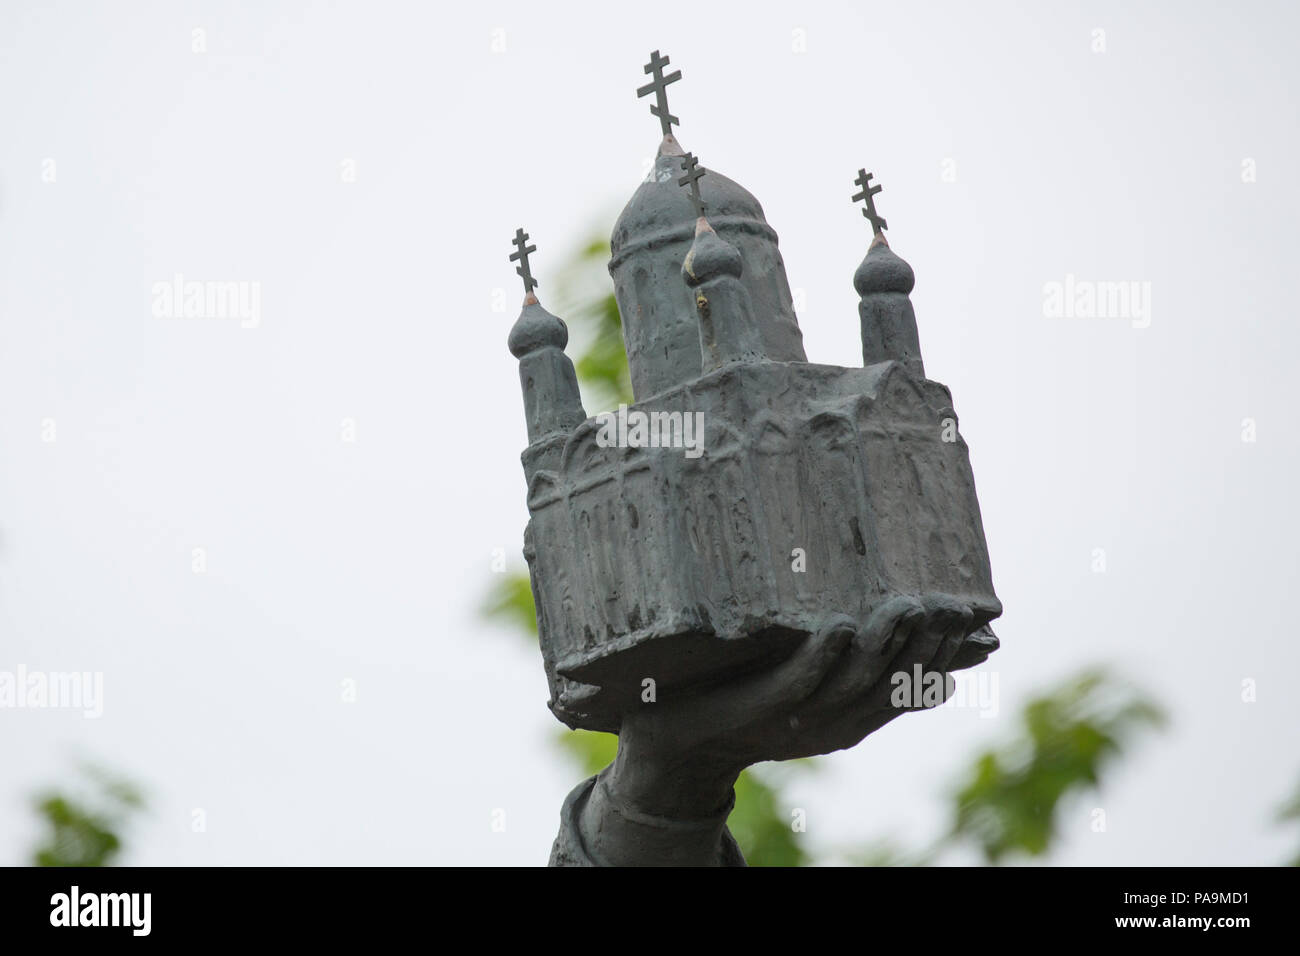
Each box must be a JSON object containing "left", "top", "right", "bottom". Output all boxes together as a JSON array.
[
  {"left": 854, "top": 233, "right": 915, "bottom": 296},
  {"left": 508, "top": 294, "right": 569, "bottom": 358},
  {"left": 682, "top": 218, "right": 743, "bottom": 286}
]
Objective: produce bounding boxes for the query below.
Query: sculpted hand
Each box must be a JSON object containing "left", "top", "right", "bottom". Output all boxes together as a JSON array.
[{"left": 593, "top": 595, "right": 977, "bottom": 830}]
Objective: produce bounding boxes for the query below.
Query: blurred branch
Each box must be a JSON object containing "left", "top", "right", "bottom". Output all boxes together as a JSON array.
[
  {"left": 1278, "top": 777, "right": 1300, "bottom": 866},
  {"left": 481, "top": 570, "right": 537, "bottom": 637},
  {"left": 551, "top": 231, "right": 633, "bottom": 413},
  {"left": 32, "top": 764, "right": 145, "bottom": 867},
  {"left": 941, "top": 668, "right": 1165, "bottom": 864}
]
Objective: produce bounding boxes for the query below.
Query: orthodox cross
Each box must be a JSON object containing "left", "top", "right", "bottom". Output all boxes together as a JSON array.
[
  {"left": 637, "top": 50, "right": 682, "bottom": 137},
  {"left": 510, "top": 227, "right": 538, "bottom": 294},
  {"left": 678, "top": 152, "right": 707, "bottom": 218},
  {"left": 852, "top": 169, "right": 888, "bottom": 235}
]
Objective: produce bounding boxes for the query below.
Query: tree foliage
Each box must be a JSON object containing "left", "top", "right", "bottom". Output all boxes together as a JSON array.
[
  {"left": 946, "top": 669, "right": 1165, "bottom": 864},
  {"left": 32, "top": 765, "right": 145, "bottom": 867},
  {"left": 1278, "top": 777, "right": 1300, "bottom": 867}
]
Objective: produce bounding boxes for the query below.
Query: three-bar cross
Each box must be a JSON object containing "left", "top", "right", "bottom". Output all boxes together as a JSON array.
[
  {"left": 851, "top": 169, "right": 888, "bottom": 235},
  {"left": 510, "top": 228, "right": 538, "bottom": 294},
  {"left": 678, "top": 152, "right": 707, "bottom": 218},
  {"left": 637, "top": 50, "right": 682, "bottom": 138}
]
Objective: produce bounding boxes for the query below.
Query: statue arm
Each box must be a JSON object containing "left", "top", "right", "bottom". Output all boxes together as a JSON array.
[
  {"left": 549, "top": 774, "right": 745, "bottom": 867},
  {"left": 548, "top": 596, "right": 981, "bottom": 867}
]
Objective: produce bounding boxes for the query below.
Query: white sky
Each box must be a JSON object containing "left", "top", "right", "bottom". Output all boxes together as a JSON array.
[{"left": 1, "top": 0, "right": 1297, "bottom": 865}]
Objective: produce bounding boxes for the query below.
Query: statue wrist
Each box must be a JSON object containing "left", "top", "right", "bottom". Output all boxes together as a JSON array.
[
  {"left": 607, "top": 728, "right": 741, "bottom": 820},
  {"left": 580, "top": 769, "right": 737, "bottom": 866}
]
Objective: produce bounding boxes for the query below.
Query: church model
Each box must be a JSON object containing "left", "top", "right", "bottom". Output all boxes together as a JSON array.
[{"left": 508, "top": 51, "right": 1001, "bottom": 737}]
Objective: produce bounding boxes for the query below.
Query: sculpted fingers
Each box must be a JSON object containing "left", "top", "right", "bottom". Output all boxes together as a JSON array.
[
  {"left": 812, "top": 598, "right": 925, "bottom": 714},
  {"left": 861, "top": 595, "right": 929, "bottom": 675},
  {"left": 925, "top": 598, "right": 975, "bottom": 676},
  {"left": 625, "top": 596, "right": 981, "bottom": 767},
  {"left": 757, "top": 599, "right": 933, "bottom": 760},
  {"left": 670, "top": 617, "right": 852, "bottom": 743},
  {"left": 848, "top": 596, "right": 974, "bottom": 720},
  {"left": 737, "top": 617, "right": 853, "bottom": 717}
]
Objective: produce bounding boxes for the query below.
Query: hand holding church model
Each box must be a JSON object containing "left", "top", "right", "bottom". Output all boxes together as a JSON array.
[{"left": 507, "top": 51, "right": 1001, "bottom": 866}]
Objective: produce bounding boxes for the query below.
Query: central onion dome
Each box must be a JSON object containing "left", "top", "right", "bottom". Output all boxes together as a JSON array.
[{"left": 609, "top": 135, "right": 807, "bottom": 400}]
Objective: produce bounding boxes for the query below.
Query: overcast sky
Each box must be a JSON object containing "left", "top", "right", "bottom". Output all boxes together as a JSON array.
[{"left": 2, "top": 0, "right": 1297, "bottom": 865}]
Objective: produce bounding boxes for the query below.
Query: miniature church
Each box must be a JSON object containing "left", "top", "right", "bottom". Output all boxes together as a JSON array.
[{"left": 508, "top": 51, "right": 1000, "bottom": 736}]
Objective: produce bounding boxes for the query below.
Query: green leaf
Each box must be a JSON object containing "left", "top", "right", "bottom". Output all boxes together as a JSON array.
[
  {"left": 947, "top": 667, "right": 1164, "bottom": 864},
  {"left": 481, "top": 571, "right": 538, "bottom": 637},
  {"left": 31, "top": 767, "right": 144, "bottom": 867}
]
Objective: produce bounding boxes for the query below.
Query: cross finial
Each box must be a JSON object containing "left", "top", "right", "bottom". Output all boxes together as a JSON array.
[
  {"left": 637, "top": 50, "right": 682, "bottom": 138},
  {"left": 510, "top": 227, "right": 538, "bottom": 294},
  {"left": 678, "top": 152, "right": 707, "bottom": 218},
  {"left": 852, "top": 169, "right": 888, "bottom": 235}
]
